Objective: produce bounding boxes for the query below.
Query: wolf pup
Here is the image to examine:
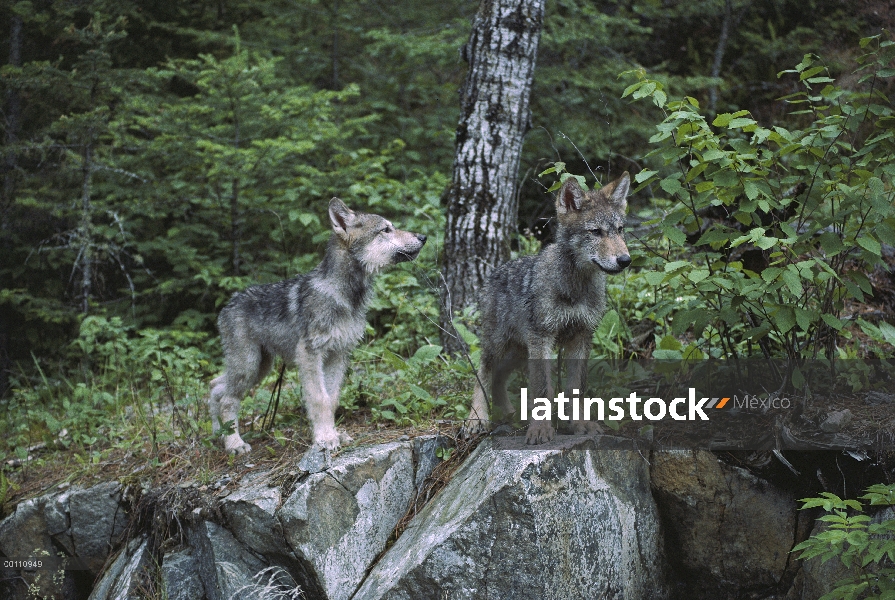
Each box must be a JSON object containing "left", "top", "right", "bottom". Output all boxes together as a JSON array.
[
  {"left": 209, "top": 198, "right": 427, "bottom": 455},
  {"left": 464, "top": 173, "right": 631, "bottom": 445}
]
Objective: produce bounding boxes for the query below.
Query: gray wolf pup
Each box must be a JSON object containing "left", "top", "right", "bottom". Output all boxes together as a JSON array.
[
  {"left": 464, "top": 172, "right": 631, "bottom": 445},
  {"left": 209, "top": 198, "right": 427, "bottom": 454}
]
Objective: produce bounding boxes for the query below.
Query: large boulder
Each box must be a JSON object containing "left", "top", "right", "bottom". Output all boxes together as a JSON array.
[
  {"left": 650, "top": 449, "right": 798, "bottom": 598},
  {"left": 161, "top": 548, "right": 206, "bottom": 600},
  {"left": 352, "top": 435, "right": 667, "bottom": 600},
  {"left": 0, "top": 482, "right": 126, "bottom": 600},
  {"left": 69, "top": 482, "right": 129, "bottom": 573},
  {"left": 188, "top": 519, "right": 286, "bottom": 600},
  {"left": 88, "top": 535, "right": 151, "bottom": 600},
  {"left": 277, "top": 441, "right": 417, "bottom": 600}
]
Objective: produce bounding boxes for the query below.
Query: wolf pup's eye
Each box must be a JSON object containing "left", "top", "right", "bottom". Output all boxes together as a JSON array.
[
  {"left": 381, "top": 226, "right": 392, "bottom": 234},
  {"left": 617, "top": 226, "right": 624, "bottom": 234},
  {"left": 589, "top": 228, "right": 604, "bottom": 237}
]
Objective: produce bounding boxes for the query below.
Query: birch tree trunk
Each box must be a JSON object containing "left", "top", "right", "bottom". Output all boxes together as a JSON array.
[{"left": 440, "top": 0, "right": 545, "bottom": 353}]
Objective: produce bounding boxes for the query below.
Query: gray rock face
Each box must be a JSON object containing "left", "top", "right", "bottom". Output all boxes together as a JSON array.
[
  {"left": 820, "top": 409, "right": 853, "bottom": 433},
  {"left": 189, "top": 519, "right": 270, "bottom": 600},
  {"left": 0, "top": 496, "right": 58, "bottom": 600},
  {"left": 278, "top": 441, "right": 417, "bottom": 600},
  {"left": 651, "top": 449, "right": 797, "bottom": 598},
  {"left": 161, "top": 549, "right": 206, "bottom": 600},
  {"left": 13, "top": 435, "right": 855, "bottom": 600},
  {"left": 70, "top": 482, "right": 128, "bottom": 572},
  {"left": 0, "top": 482, "right": 124, "bottom": 600},
  {"left": 411, "top": 435, "right": 450, "bottom": 491},
  {"left": 221, "top": 472, "right": 285, "bottom": 556},
  {"left": 88, "top": 536, "right": 151, "bottom": 600},
  {"left": 0, "top": 496, "right": 55, "bottom": 560},
  {"left": 352, "top": 436, "right": 666, "bottom": 600}
]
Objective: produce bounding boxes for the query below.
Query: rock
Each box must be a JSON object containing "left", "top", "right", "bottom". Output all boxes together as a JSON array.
[
  {"left": 88, "top": 535, "right": 150, "bottom": 600},
  {"left": 70, "top": 482, "right": 128, "bottom": 572},
  {"left": 188, "top": 520, "right": 273, "bottom": 600},
  {"left": 352, "top": 435, "right": 666, "bottom": 600},
  {"left": 278, "top": 441, "right": 416, "bottom": 600},
  {"left": 865, "top": 391, "right": 895, "bottom": 405},
  {"left": 410, "top": 435, "right": 450, "bottom": 490},
  {"left": 221, "top": 472, "right": 284, "bottom": 556},
  {"left": 0, "top": 496, "right": 57, "bottom": 600},
  {"left": 45, "top": 489, "right": 75, "bottom": 555},
  {"left": 0, "top": 496, "right": 55, "bottom": 560},
  {"left": 297, "top": 445, "right": 330, "bottom": 474},
  {"left": 820, "top": 409, "right": 853, "bottom": 433},
  {"left": 161, "top": 549, "right": 206, "bottom": 600},
  {"left": 651, "top": 449, "right": 797, "bottom": 598}
]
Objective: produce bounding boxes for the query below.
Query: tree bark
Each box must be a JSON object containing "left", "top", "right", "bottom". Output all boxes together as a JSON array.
[
  {"left": 707, "top": 0, "right": 732, "bottom": 116},
  {"left": 440, "top": 0, "right": 545, "bottom": 353},
  {"left": 79, "top": 141, "right": 93, "bottom": 314},
  {"left": 0, "top": 14, "right": 22, "bottom": 396},
  {"left": 2, "top": 15, "right": 22, "bottom": 236}
]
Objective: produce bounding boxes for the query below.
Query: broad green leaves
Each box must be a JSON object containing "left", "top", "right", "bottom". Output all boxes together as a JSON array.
[{"left": 626, "top": 39, "right": 895, "bottom": 359}]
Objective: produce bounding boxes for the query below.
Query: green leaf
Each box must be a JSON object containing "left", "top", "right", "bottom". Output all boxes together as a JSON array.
[
  {"left": 821, "top": 314, "right": 844, "bottom": 330},
  {"left": 658, "top": 335, "right": 682, "bottom": 351},
  {"left": 635, "top": 169, "right": 658, "bottom": 183},
  {"left": 781, "top": 268, "right": 803, "bottom": 297},
  {"left": 728, "top": 117, "right": 757, "bottom": 128},
  {"left": 818, "top": 232, "right": 844, "bottom": 256},
  {"left": 856, "top": 236, "right": 882, "bottom": 257},
  {"left": 774, "top": 307, "right": 796, "bottom": 333},
  {"left": 409, "top": 384, "right": 434, "bottom": 403},
  {"left": 643, "top": 271, "right": 667, "bottom": 286},
  {"left": 660, "top": 223, "right": 687, "bottom": 245},
  {"left": 381, "top": 351, "right": 407, "bottom": 371},
  {"left": 794, "top": 308, "right": 814, "bottom": 332},
  {"left": 755, "top": 236, "right": 777, "bottom": 250},
  {"left": 410, "top": 344, "right": 442, "bottom": 364},
  {"left": 538, "top": 162, "right": 565, "bottom": 177},
  {"left": 659, "top": 176, "right": 683, "bottom": 195}
]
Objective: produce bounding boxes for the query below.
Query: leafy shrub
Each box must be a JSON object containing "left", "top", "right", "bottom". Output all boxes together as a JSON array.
[
  {"left": 622, "top": 36, "right": 895, "bottom": 361},
  {"left": 793, "top": 484, "right": 895, "bottom": 600}
]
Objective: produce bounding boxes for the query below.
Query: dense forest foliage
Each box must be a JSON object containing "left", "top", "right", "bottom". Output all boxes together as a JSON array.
[{"left": 0, "top": 1, "right": 893, "bottom": 461}]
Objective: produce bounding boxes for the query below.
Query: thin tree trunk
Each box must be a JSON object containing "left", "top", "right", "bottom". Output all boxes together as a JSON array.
[
  {"left": 231, "top": 178, "right": 241, "bottom": 276},
  {"left": 2, "top": 15, "right": 22, "bottom": 235},
  {"left": 80, "top": 141, "right": 93, "bottom": 314},
  {"left": 708, "top": 0, "right": 739, "bottom": 116},
  {"left": 0, "top": 14, "right": 22, "bottom": 396},
  {"left": 331, "top": 0, "right": 340, "bottom": 89},
  {"left": 440, "top": 0, "right": 545, "bottom": 353}
]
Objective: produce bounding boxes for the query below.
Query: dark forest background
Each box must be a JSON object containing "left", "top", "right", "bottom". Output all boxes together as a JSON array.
[{"left": 0, "top": 1, "right": 893, "bottom": 462}]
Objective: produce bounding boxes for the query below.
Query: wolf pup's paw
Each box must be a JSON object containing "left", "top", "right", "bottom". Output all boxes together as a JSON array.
[
  {"left": 223, "top": 434, "right": 252, "bottom": 455},
  {"left": 571, "top": 420, "right": 603, "bottom": 436},
  {"left": 525, "top": 421, "right": 555, "bottom": 445},
  {"left": 315, "top": 429, "right": 342, "bottom": 451},
  {"left": 459, "top": 418, "right": 491, "bottom": 439},
  {"left": 338, "top": 430, "right": 354, "bottom": 445}
]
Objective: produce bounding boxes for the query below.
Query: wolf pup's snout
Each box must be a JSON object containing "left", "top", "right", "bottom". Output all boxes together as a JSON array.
[
  {"left": 395, "top": 233, "right": 426, "bottom": 263},
  {"left": 616, "top": 254, "right": 632, "bottom": 269}
]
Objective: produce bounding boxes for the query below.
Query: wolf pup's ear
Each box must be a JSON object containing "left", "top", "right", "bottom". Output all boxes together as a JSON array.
[
  {"left": 604, "top": 172, "right": 630, "bottom": 211},
  {"left": 329, "top": 197, "right": 356, "bottom": 239},
  {"left": 556, "top": 177, "right": 585, "bottom": 214}
]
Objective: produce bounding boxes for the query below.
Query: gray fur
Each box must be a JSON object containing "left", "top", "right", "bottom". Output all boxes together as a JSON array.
[
  {"left": 209, "top": 198, "right": 427, "bottom": 454},
  {"left": 465, "top": 173, "right": 632, "bottom": 444}
]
